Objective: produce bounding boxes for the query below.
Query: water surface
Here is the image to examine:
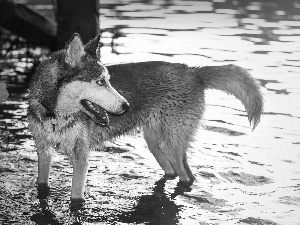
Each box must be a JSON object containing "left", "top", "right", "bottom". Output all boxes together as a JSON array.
[{"left": 0, "top": 0, "right": 299, "bottom": 224}]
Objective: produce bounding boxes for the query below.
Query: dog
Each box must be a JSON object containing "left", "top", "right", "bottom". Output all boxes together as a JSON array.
[{"left": 28, "top": 33, "right": 263, "bottom": 201}]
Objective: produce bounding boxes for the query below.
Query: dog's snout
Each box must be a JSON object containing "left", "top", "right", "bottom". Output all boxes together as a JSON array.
[{"left": 122, "top": 102, "right": 130, "bottom": 114}]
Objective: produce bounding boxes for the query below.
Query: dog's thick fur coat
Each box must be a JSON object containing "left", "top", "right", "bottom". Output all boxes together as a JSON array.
[{"left": 28, "top": 34, "right": 263, "bottom": 200}]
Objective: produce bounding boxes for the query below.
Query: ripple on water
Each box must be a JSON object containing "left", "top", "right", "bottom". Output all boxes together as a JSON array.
[{"left": 218, "top": 171, "right": 273, "bottom": 186}]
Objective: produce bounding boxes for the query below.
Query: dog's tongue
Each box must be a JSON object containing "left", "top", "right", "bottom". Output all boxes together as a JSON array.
[
  {"left": 93, "top": 104, "right": 109, "bottom": 125},
  {"left": 80, "top": 99, "right": 109, "bottom": 126}
]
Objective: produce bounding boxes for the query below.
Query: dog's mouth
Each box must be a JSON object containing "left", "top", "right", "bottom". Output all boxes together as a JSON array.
[{"left": 80, "top": 99, "right": 109, "bottom": 126}]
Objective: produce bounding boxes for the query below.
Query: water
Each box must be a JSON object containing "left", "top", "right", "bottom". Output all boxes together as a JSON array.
[{"left": 0, "top": 0, "right": 300, "bottom": 224}]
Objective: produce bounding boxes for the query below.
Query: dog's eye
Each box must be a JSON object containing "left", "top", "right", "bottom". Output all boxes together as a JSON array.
[{"left": 96, "top": 78, "right": 105, "bottom": 86}]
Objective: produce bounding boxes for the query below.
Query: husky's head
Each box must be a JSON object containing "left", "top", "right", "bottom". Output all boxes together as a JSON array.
[{"left": 55, "top": 34, "right": 129, "bottom": 126}]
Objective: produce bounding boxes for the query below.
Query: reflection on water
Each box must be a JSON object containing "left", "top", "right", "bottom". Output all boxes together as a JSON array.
[{"left": 1, "top": 0, "right": 300, "bottom": 224}]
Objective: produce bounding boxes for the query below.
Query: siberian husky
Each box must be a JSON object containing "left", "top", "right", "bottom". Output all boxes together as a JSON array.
[{"left": 28, "top": 33, "right": 263, "bottom": 201}]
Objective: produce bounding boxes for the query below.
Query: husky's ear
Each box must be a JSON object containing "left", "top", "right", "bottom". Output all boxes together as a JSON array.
[
  {"left": 84, "top": 35, "right": 101, "bottom": 59},
  {"left": 65, "top": 33, "right": 85, "bottom": 67}
]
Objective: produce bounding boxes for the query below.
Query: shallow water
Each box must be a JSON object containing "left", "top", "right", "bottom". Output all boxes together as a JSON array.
[{"left": 1, "top": 0, "right": 300, "bottom": 224}]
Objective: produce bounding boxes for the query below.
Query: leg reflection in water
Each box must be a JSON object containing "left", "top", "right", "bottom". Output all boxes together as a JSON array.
[
  {"left": 31, "top": 184, "right": 60, "bottom": 225},
  {"left": 118, "top": 175, "right": 192, "bottom": 224}
]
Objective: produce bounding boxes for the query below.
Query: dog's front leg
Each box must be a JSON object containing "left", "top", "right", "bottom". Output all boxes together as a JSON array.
[
  {"left": 37, "top": 147, "right": 53, "bottom": 184},
  {"left": 71, "top": 153, "right": 89, "bottom": 201}
]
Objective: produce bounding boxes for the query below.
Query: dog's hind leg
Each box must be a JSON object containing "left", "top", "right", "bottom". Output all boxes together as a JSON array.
[
  {"left": 144, "top": 124, "right": 195, "bottom": 183},
  {"left": 154, "top": 115, "right": 198, "bottom": 184},
  {"left": 160, "top": 140, "right": 195, "bottom": 184},
  {"left": 143, "top": 126, "right": 176, "bottom": 177},
  {"left": 37, "top": 146, "right": 54, "bottom": 185}
]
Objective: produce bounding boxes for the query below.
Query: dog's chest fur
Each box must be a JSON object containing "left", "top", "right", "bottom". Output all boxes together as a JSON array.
[{"left": 29, "top": 114, "right": 104, "bottom": 159}]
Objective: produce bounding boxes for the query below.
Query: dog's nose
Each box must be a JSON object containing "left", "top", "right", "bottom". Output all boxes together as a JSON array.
[{"left": 122, "top": 102, "right": 130, "bottom": 114}]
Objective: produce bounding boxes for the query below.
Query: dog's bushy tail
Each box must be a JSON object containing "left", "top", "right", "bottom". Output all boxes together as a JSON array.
[{"left": 198, "top": 64, "right": 263, "bottom": 130}]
